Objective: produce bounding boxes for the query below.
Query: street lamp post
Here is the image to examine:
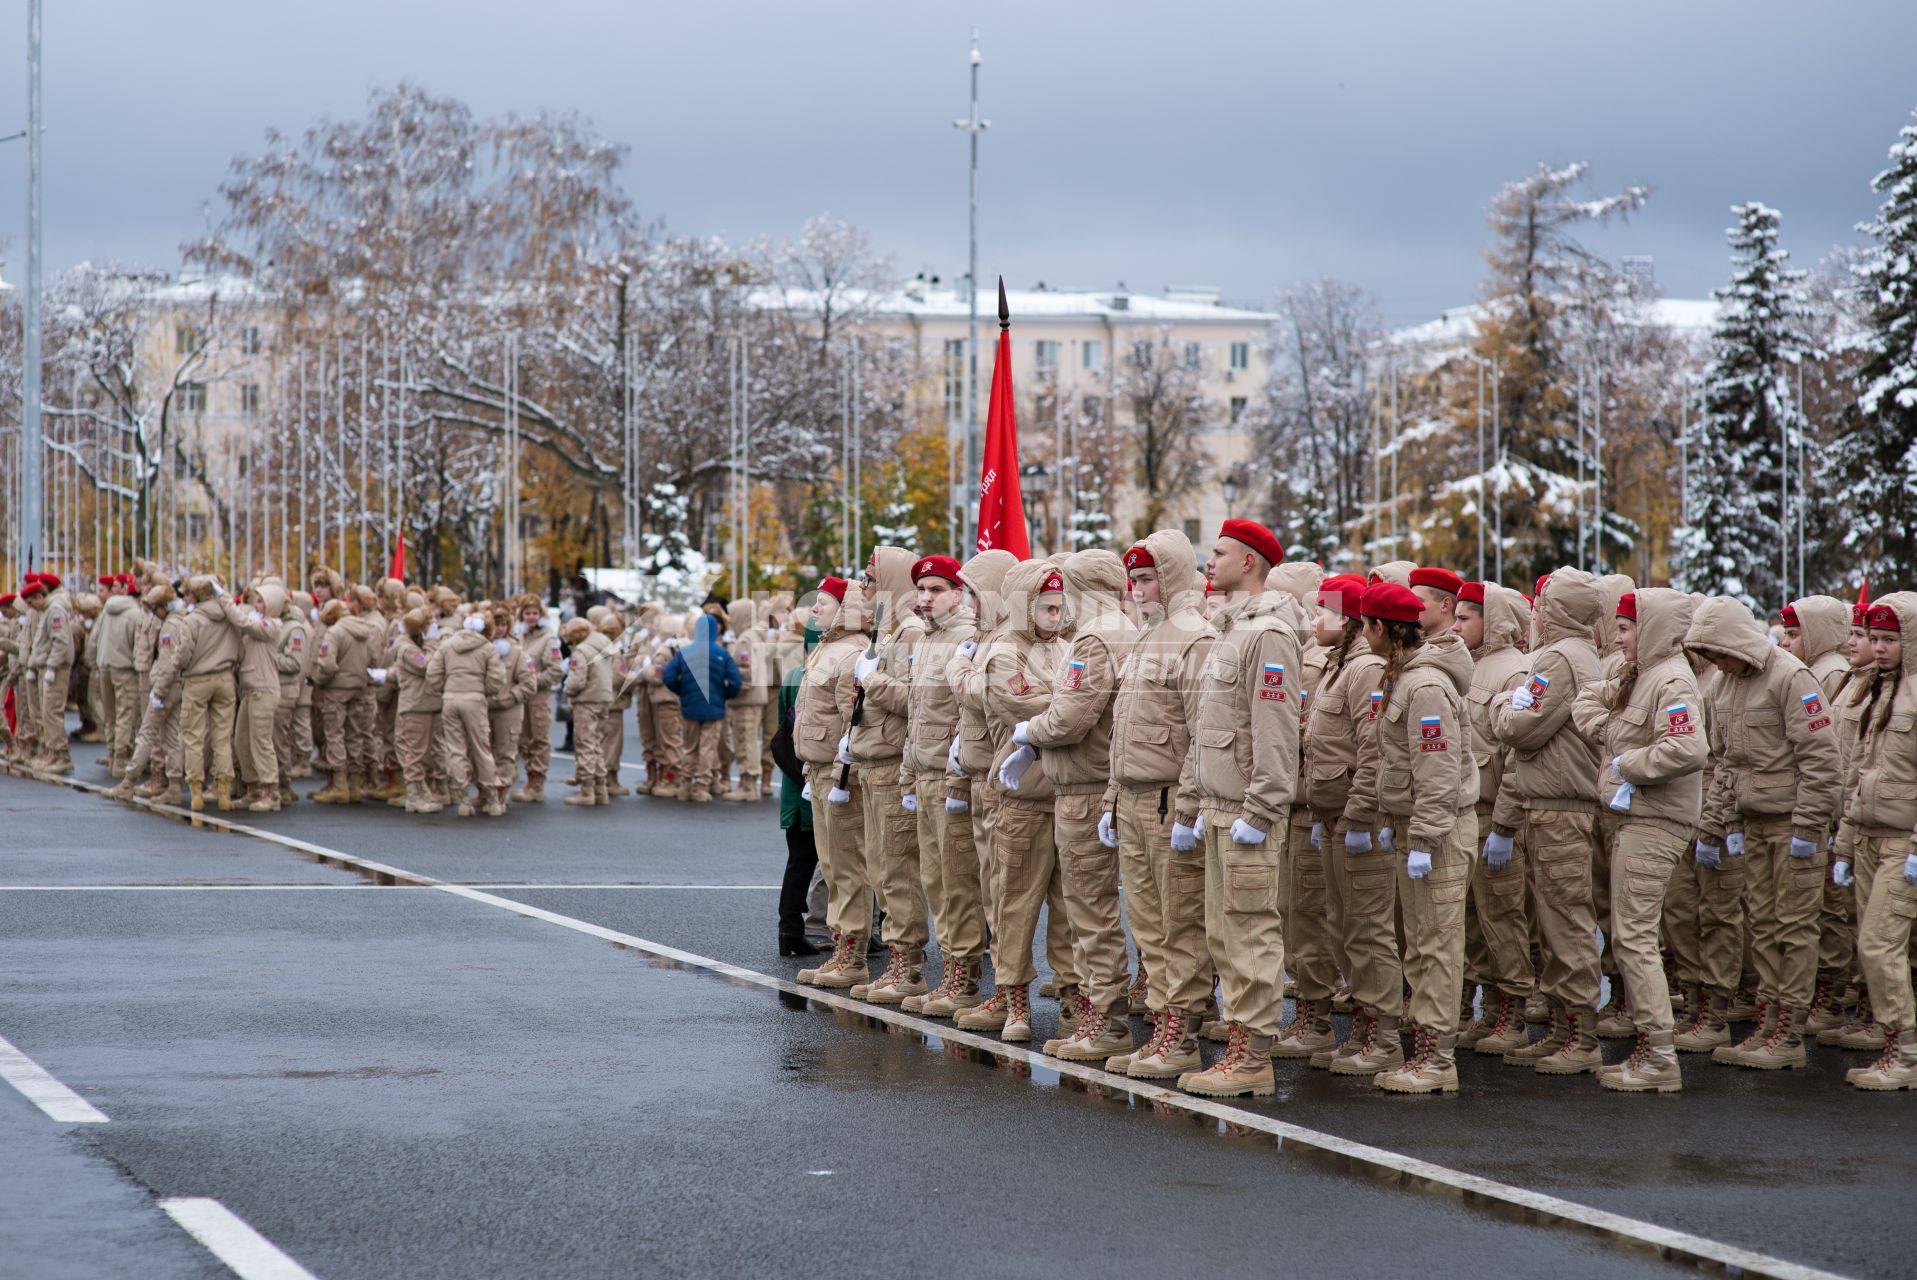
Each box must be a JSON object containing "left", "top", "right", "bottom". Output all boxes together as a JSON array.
[{"left": 20, "top": 0, "right": 44, "bottom": 571}]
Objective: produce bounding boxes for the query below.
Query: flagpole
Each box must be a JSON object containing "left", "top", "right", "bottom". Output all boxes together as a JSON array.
[{"left": 954, "top": 30, "right": 988, "bottom": 552}]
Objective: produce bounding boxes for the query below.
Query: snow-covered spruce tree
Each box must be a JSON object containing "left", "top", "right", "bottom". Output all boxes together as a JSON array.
[
  {"left": 1826, "top": 109, "right": 1917, "bottom": 582},
  {"left": 1672, "top": 202, "right": 1817, "bottom": 608}
]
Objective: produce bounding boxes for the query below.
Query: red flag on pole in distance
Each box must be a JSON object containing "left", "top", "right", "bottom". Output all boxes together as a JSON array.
[
  {"left": 975, "top": 277, "right": 1030, "bottom": 558},
  {"left": 389, "top": 531, "right": 407, "bottom": 582}
]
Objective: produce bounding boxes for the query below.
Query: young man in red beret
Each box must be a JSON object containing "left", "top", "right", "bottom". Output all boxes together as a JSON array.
[
  {"left": 1408, "top": 567, "right": 1464, "bottom": 639},
  {"left": 1179, "top": 520, "right": 1302, "bottom": 1098},
  {"left": 0, "top": 591, "right": 20, "bottom": 763},
  {"left": 23, "top": 572, "right": 77, "bottom": 774}
]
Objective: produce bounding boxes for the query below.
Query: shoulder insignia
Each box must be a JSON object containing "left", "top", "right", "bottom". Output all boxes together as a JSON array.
[
  {"left": 1665, "top": 703, "right": 1695, "bottom": 735},
  {"left": 1062, "top": 658, "right": 1085, "bottom": 690},
  {"left": 1419, "top": 714, "right": 1448, "bottom": 751}
]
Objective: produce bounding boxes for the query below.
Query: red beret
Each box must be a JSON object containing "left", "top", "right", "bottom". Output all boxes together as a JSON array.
[
  {"left": 1779, "top": 604, "right": 1799, "bottom": 627},
  {"left": 1408, "top": 567, "right": 1463, "bottom": 596},
  {"left": 1617, "top": 592, "right": 1637, "bottom": 621},
  {"left": 1123, "top": 544, "right": 1154, "bottom": 570},
  {"left": 0, "top": 593, "right": 14, "bottom": 607},
  {"left": 1866, "top": 604, "right": 1900, "bottom": 630},
  {"left": 1361, "top": 581, "right": 1424, "bottom": 624},
  {"left": 20, "top": 576, "right": 47, "bottom": 596},
  {"left": 817, "top": 576, "right": 848, "bottom": 602},
  {"left": 1218, "top": 518, "right": 1282, "bottom": 568},
  {"left": 1535, "top": 574, "right": 1551, "bottom": 597},
  {"left": 38, "top": 572, "right": 61, "bottom": 589},
  {"left": 1457, "top": 581, "right": 1486, "bottom": 607},
  {"left": 1039, "top": 571, "right": 1065, "bottom": 594},
  {"left": 1317, "top": 573, "right": 1369, "bottom": 615},
  {"left": 910, "top": 555, "right": 963, "bottom": 585}
]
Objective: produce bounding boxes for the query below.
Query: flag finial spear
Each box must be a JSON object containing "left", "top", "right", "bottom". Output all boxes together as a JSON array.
[{"left": 997, "top": 275, "right": 1009, "bottom": 331}]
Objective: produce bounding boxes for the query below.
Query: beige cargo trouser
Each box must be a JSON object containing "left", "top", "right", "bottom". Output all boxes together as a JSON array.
[
  {"left": 1816, "top": 869, "right": 1857, "bottom": 980},
  {"left": 18, "top": 670, "right": 43, "bottom": 756},
  {"left": 1115, "top": 785, "right": 1171, "bottom": 1012},
  {"left": 1284, "top": 807, "right": 1338, "bottom": 1002},
  {"left": 315, "top": 687, "right": 360, "bottom": 774},
  {"left": 969, "top": 775, "right": 1002, "bottom": 928},
  {"left": 1696, "top": 840, "right": 1748, "bottom": 996},
  {"left": 1663, "top": 843, "right": 1703, "bottom": 985},
  {"left": 397, "top": 710, "right": 438, "bottom": 788},
  {"left": 1467, "top": 804, "right": 1535, "bottom": 999},
  {"left": 861, "top": 759, "right": 927, "bottom": 951},
  {"left": 727, "top": 703, "right": 765, "bottom": 791},
  {"left": 649, "top": 700, "right": 683, "bottom": 783},
  {"left": 39, "top": 662, "right": 71, "bottom": 755},
  {"left": 181, "top": 671, "right": 236, "bottom": 784},
  {"left": 681, "top": 717, "right": 723, "bottom": 790},
  {"left": 1055, "top": 791, "right": 1130, "bottom": 1018},
  {"left": 273, "top": 685, "right": 304, "bottom": 783},
  {"left": 636, "top": 694, "right": 657, "bottom": 769},
  {"left": 993, "top": 798, "right": 1064, "bottom": 989},
  {"left": 1741, "top": 814, "right": 1826, "bottom": 1008},
  {"left": 1596, "top": 811, "right": 1621, "bottom": 980},
  {"left": 809, "top": 762, "right": 871, "bottom": 939},
  {"left": 569, "top": 701, "right": 607, "bottom": 786},
  {"left": 488, "top": 702, "right": 524, "bottom": 786},
  {"left": 520, "top": 691, "right": 553, "bottom": 780},
  {"left": 127, "top": 696, "right": 181, "bottom": 782},
  {"left": 1522, "top": 806, "right": 1603, "bottom": 1012},
  {"left": 1394, "top": 812, "right": 1476, "bottom": 1035},
  {"left": 105, "top": 668, "right": 140, "bottom": 762},
  {"left": 441, "top": 694, "right": 497, "bottom": 791},
  {"left": 1850, "top": 830, "right": 1895, "bottom": 1010},
  {"left": 916, "top": 778, "right": 986, "bottom": 964},
  {"left": 605, "top": 701, "right": 628, "bottom": 779},
  {"left": 1610, "top": 820, "right": 1686, "bottom": 1034},
  {"left": 1339, "top": 820, "right": 1405, "bottom": 1018},
  {"left": 1203, "top": 811, "right": 1286, "bottom": 1037},
  {"left": 293, "top": 698, "right": 315, "bottom": 767},
  {"left": 234, "top": 687, "right": 281, "bottom": 787},
  {"left": 1856, "top": 833, "right": 1917, "bottom": 1033}
]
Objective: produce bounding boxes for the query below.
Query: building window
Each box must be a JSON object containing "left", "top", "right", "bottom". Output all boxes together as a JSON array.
[
  {"left": 1184, "top": 342, "right": 1202, "bottom": 370},
  {"left": 942, "top": 338, "right": 965, "bottom": 424},
  {"left": 1081, "top": 341, "right": 1103, "bottom": 372},
  {"left": 1183, "top": 518, "right": 1202, "bottom": 546},
  {"left": 237, "top": 450, "right": 250, "bottom": 478},
  {"left": 1230, "top": 396, "right": 1247, "bottom": 425},
  {"left": 1131, "top": 342, "right": 1153, "bottom": 369},
  {"left": 178, "top": 382, "right": 207, "bottom": 414},
  {"left": 241, "top": 383, "right": 261, "bottom": 417},
  {"left": 1229, "top": 341, "right": 1249, "bottom": 372},
  {"left": 175, "top": 325, "right": 203, "bottom": 355},
  {"left": 187, "top": 512, "right": 207, "bottom": 542},
  {"left": 242, "top": 326, "right": 262, "bottom": 356},
  {"left": 1080, "top": 395, "right": 1103, "bottom": 425},
  {"left": 1034, "top": 340, "right": 1058, "bottom": 374}
]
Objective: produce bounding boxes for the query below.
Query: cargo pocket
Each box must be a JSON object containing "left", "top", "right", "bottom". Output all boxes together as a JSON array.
[
  {"left": 1224, "top": 851, "right": 1277, "bottom": 916},
  {"left": 1786, "top": 853, "right": 1828, "bottom": 916},
  {"left": 1886, "top": 879, "right": 1917, "bottom": 920},
  {"left": 1347, "top": 858, "right": 1395, "bottom": 918},
  {"left": 1537, "top": 849, "right": 1590, "bottom": 908}
]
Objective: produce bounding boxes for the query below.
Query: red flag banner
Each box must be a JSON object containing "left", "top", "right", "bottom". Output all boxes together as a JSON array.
[
  {"left": 975, "top": 279, "right": 1030, "bottom": 558},
  {"left": 389, "top": 531, "right": 407, "bottom": 583}
]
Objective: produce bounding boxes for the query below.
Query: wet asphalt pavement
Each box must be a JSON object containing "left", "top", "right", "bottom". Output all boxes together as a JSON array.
[{"left": 2, "top": 743, "right": 1912, "bottom": 1280}]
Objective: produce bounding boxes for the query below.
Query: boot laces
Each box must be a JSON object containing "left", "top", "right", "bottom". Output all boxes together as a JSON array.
[
  {"left": 1007, "top": 987, "right": 1031, "bottom": 1023},
  {"left": 931, "top": 959, "right": 962, "bottom": 1000},
  {"left": 821, "top": 934, "right": 854, "bottom": 974},
  {"left": 1215, "top": 1023, "right": 1248, "bottom": 1074},
  {"left": 1068, "top": 992, "right": 1099, "bottom": 1042},
  {"left": 1278, "top": 998, "right": 1311, "bottom": 1041},
  {"left": 1135, "top": 1011, "right": 1168, "bottom": 1060},
  {"left": 875, "top": 946, "right": 907, "bottom": 990},
  {"left": 1866, "top": 1028, "right": 1901, "bottom": 1074},
  {"left": 1624, "top": 1027, "right": 1651, "bottom": 1069}
]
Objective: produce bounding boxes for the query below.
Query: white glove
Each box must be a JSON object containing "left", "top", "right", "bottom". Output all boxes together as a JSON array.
[
  {"left": 367, "top": 668, "right": 388, "bottom": 685},
  {"left": 1378, "top": 826, "right": 1395, "bottom": 852},
  {"left": 1484, "top": 831, "right": 1513, "bottom": 870},
  {"left": 801, "top": 780, "right": 813, "bottom": 801},
  {"left": 902, "top": 793, "right": 918, "bottom": 813},
  {"left": 1696, "top": 840, "right": 1721, "bottom": 869},
  {"left": 1230, "top": 818, "right": 1266, "bottom": 845},
  {"left": 998, "top": 743, "right": 1036, "bottom": 791},
  {"left": 1310, "top": 821, "right": 1323, "bottom": 849},
  {"left": 766, "top": 625, "right": 778, "bottom": 640},
  {"left": 835, "top": 733, "right": 854, "bottom": 766},
  {"left": 1510, "top": 685, "right": 1536, "bottom": 712},
  {"left": 149, "top": 693, "right": 164, "bottom": 710},
  {"left": 248, "top": 609, "right": 264, "bottom": 624},
  {"left": 494, "top": 638, "right": 510, "bottom": 657},
  {"left": 946, "top": 796, "right": 969, "bottom": 814},
  {"left": 1832, "top": 859, "right": 1852, "bottom": 887},
  {"left": 853, "top": 652, "right": 880, "bottom": 682},
  {"left": 1609, "top": 780, "right": 1637, "bottom": 813},
  {"left": 42, "top": 669, "right": 55, "bottom": 683},
  {"left": 827, "top": 786, "right": 850, "bottom": 805},
  {"left": 1788, "top": 837, "right": 1817, "bottom": 859},
  {"left": 1725, "top": 832, "right": 1746, "bottom": 857},
  {"left": 425, "top": 621, "right": 439, "bottom": 640},
  {"left": 1407, "top": 849, "right": 1433, "bottom": 879},
  {"left": 1905, "top": 852, "right": 1917, "bottom": 886},
  {"left": 956, "top": 639, "right": 978, "bottom": 660},
  {"left": 308, "top": 607, "right": 320, "bottom": 622},
  {"left": 1345, "top": 829, "right": 1373, "bottom": 854},
  {"left": 463, "top": 614, "right": 487, "bottom": 633},
  {"left": 1012, "top": 720, "right": 1031, "bottom": 747},
  {"left": 1170, "top": 821, "right": 1199, "bottom": 852},
  {"left": 1097, "top": 810, "right": 1118, "bottom": 849},
  {"left": 947, "top": 733, "right": 963, "bottom": 777}
]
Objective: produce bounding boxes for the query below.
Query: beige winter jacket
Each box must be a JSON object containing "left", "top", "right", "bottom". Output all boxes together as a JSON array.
[
  {"left": 178, "top": 596, "right": 242, "bottom": 679},
  {"left": 31, "top": 588, "right": 77, "bottom": 669},
  {"left": 977, "top": 559, "right": 1069, "bottom": 807},
  {"left": 723, "top": 600, "right": 771, "bottom": 708},
  {"left": 489, "top": 636, "right": 539, "bottom": 710},
  {"left": 1789, "top": 594, "right": 1851, "bottom": 697},
  {"left": 94, "top": 594, "right": 141, "bottom": 671},
  {"left": 1102, "top": 530, "right": 1214, "bottom": 826},
  {"left": 848, "top": 546, "right": 926, "bottom": 764},
  {"left": 230, "top": 586, "right": 288, "bottom": 694},
  {"left": 394, "top": 635, "right": 442, "bottom": 715},
  {"left": 1569, "top": 588, "right": 1708, "bottom": 838},
  {"left": 274, "top": 601, "right": 314, "bottom": 700},
  {"left": 314, "top": 611, "right": 379, "bottom": 690},
  {"left": 1349, "top": 630, "right": 1475, "bottom": 851},
  {"left": 1024, "top": 550, "right": 1136, "bottom": 795},
  {"left": 562, "top": 631, "right": 614, "bottom": 705},
  {"left": 861, "top": 595, "right": 976, "bottom": 790},
  {"left": 1486, "top": 567, "right": 1604, "bottom": 832},
  {"left": 1466, "top": 584, "right": 1531, "bottom": 814},
  {"left": 947, "top": 550, "right": 1021, "bottom": 783},
  {"left": 794, "top": 600, "right": 870, "bottom": 769},
  {"left": 1193, "top": 587, "right": 1303, "bottom": 834},
  {"left": 431, "top": 628, "right": 507, "bottom": 700},
  {"left": 1307, "top": 633, "right": 1387, "bottom": 825},
  {"left": 1836, "top": 591, "right": 1917, "bottom": 855},
  {"left": 148, "top": 610, "right": 189, "bottom": 706},
  {"left": 523, "top": 619, "right": 566, "bottom": 692}
]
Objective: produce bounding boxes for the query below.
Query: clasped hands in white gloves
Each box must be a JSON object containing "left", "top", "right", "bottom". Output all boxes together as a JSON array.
[
  {"left": 998, "top": 744, "right": 1036, "bottom": 791},
  {"left": 1097, "top": 810, "right": 1118, "bottom": 849},
  {"left": 835, "top": 733, "right": 854, "bottom": 766},
  {"left": 1509, "top": 681, "right": 1536, "bottom": 712},
  {"left": 1229, "top": 818, "right": 1265, "bottom": 845}
]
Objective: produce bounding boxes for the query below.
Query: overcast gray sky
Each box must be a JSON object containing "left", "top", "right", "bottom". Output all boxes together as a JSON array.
[{"left": 2, "top": 1, "right": 1911, "bottom": 324}]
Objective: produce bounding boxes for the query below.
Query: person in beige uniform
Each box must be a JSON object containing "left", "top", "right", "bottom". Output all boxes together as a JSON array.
[
  {"left": 1015, "top": 549, "right": 1137, "bottom": 1061},
  {"left": 1102, "top": 533, "right": 1216, "bottom": 1078},
  {"left": 641, "top": 615, "right": 687, "bottom": 797},
  {"left": 1588, "top": 572, "right": 1638, "bottom": 1036},
  {"left": 311, "top": 592, "right": 380, "bottom": 803},
  {"left": 486, "top": 603, "right": 538, "bottom": 802},
  {"left": 110, "top": 586, "right": 184, "bottom": 804},
  {"left": 28, "top": 575, "right": 77, "bottom": 774},
  {"left": 428, "top": 612, "right": 509, "bottom": 816},
  {"left": 1455, "top": 581, "right": 1536, "bottom": 1054},
  {"left": 1570, "top": 589, "right": 1708, "bottom": 1092},
  {"left": 1687, "top": 594, "right": 1841, "bottom": 1069},
  {"left": 274, "top": 591, "right": 316, "bottom": 793},
  {"left": 1487, "top": 567, "right": 1605, "bottom": 1075},
  {"left": 169, "top": 578, "right": 242, "bottom": 812},
  {"left": 508, "top": 597, "right": 564, "bottom": 803},
  {"left": 1302, "top": 573, "right": 1389, "bottom": 1070},
  {"left": 1815, "top": 595, "right": 1886, "bottom": 1047},
  {"left": 365, "top": 579, "right": 407, "bottom": 802},
  {"left": 1265, "top": 561, "right": 1332, "bottom": 1049},
  {"left": 0, "top": 593, "right": 20, "bottom": 764},
  {"left": 229, "top": 582, "right": 287, "bottom": 812},
  {"left": 561, "top": 616, "right": 614, "bottom": 806},
  {"left": 93, "top": 579, "right": 143, "bottom": 777},
  {"left": 723, "top": 599, "right": 770, "bottom": 801},
  {"left": 793, "top": 577, "right": 874, "bottom": 988},
  {"left": 391, "top": 609, "right": 444, "bottom": 814},
  {"left": 1179, "top": 519, "right": 1301, "bottom": 1099},
  {"left": 1843, "top": 595, "right": 1917, "bottom": 1089}
]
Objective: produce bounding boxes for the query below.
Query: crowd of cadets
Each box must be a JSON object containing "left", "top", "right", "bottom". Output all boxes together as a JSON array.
[{"left": 3, "top": 519, "right": 1915, "bottom": 1095}]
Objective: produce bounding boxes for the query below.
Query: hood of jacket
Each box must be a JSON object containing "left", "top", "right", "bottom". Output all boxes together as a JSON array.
[
  {"left": 1633, "top": 587, "right": 1695, "bottom": 669},
  {"left": 1685, "top": 595, "right": 1772, "bottom": 670},
  {"left": 1596, "top": 573, "right": 1636, "bottom": 656},
  {"left": 1000, "top": 559, "right": 1053, "bottom": 643},
  {"left": 958, "top": 549, "right": 1019, "bottom": 632},
  {"left": 1409, "top": 628, "right": 1474, "bottom": 697},
  {"left": 1138, "top": 529, "right": 1204, "bottom": 618},
  {"left": 1061, "top": 549, "right": 1128, "bottom": 630},
  {"left": 725, "top": 598, "right": 756, "bottom": 634},
  {"left": 444, "top": 628, "right": 489, "bottom": 657},
  {"left": 1478, "top": 583, "right": 1528, "bottom": 656},
  {"left": 1267, "top": 561, "right": 1324, "bottom": 611},
  {"left": 1538, "top": 566, "right": 1601, "bottom": 646},
  {"left": 1790, "top": 594, "right": 1848, "bottom": 667},
  {"left": 869, "top": 545, "right": 917, "bottom": 635},
  {"left": 1873, "top": 590, "right": 1917, "bottom": 678},
  {"left": 102, "top": 594, "right": 136, "bottom": 620},
  {"left": 1371, "top": 560, "right": 1414, "bottom": 587},
  {"left": 255, "top": 584, "right": 288, "bottom": 619}
]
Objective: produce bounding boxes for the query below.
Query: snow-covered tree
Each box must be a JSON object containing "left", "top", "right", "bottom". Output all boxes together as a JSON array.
[
  {"left": 1825, "top": 109, "right": 1917, "bottom": 583},
  {"left": 1672, "top": 203, "right": 1817, "bottom": 608},
  {"left": 1118, "top": 328, "right": 1213, "bottom": 540}
]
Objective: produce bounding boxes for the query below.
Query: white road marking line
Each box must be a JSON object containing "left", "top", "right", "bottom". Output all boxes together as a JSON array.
[
  {"left": 0, "top": 883, "right": 780, "bottom": 892},
  {"left": 160, "top": 1198, "right": 318, "bottom": 1280},
  {"left": 0, "top": 1033, "right": 110, "bottom": 1123},
  {"left": 28, "top": 773, "right": 1858, "bottom": 1280}
]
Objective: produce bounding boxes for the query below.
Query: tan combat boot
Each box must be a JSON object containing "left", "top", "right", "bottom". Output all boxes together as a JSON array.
[
  {"left": 43, "top": 749, "right": 74, "bottom": 776},
  {"left": 1272, "top": 998, "right": 1336, "bottom": 1059},
  {"left": 902, "top": 958, "right": 951, "bottom": 1014},
  {"left": 795, "top": 933, "right": 847, "bottom": 985},
  {"left": 311, "top": 771, "right": 348, "bottom": 804},
  {"left": 215, "top": 776, "right": 237, "bottom": 812},
  {"left": 510, "top": 773, "right": 546, "bottom": 804},
  {"left": 1831, "top": 992, "right": 1886, "bottom": 1051},
  {"left": 1331, "top": 1012, "right": 1405, "bottom": 1076},
  {"left": 607, "top": 777, "right": 631, "bottom": 798},
  {"left": 867, "top": 948, "right": 928, "bottom": 1006},
  {"left": 955, "top": 989, "right": 1011, "bottom": 1034},
  {"left": 1126, "top": 967, "right": 1150, "bottom": 1015},
  {"left": 850, "top": 946, "right": 899, "bottom": 1000},
  {"left": 1129, "top": 1008, "right": 1203, "bottom": 1079},
  {"left": 1535, "top": 1008, "right": 1602, "bottom": 1074},
  {"left": 135, "top": 772, "right": 167, "bottom": 798},
  {"left": 153, "top": 777, "right": 185, "bottom": 807},
  {"left": 1000, "top": 986, "right": 1033, "bottom": 1043},
  {"left": 1052, "top": 1007, "right": 1134, "bottom": 1062},
  {"left": 345, "top": 772, "right": 365, "bottom": 802},
  {"left": 1596, "top": 984, "right": 1633, "bottom": 1039},
  {"left": 1504, "top": 1004, "right": 1570, "bottom": 1066},
  {"left": 1044, "top": 991, "right": 1096, "bottom": 1055},
  {"left": 1473, "top": 991, "right": 1530, "bottom": 1055},
  {"left": 810, "top": 934, "right": 869, "bottom": 990},
  {"left": 1109, "top": 1012, "right": 1164, "bottom": 1074},
  {"left": 414, "top": 785, "right": 444, "bottom": 815},
  {"left": 1806, "top": 972, "right": 1847, "bottom": 1034},
  {"left": 483, "top": 786, "right": 507, "bottom": 817},
  {"left": 1313, "top": 1007, "right": 1370, "bottom": 1070},
  {"left": 1674, "top": 990, "right": 1731, "bottom": 1052},
  {"left": 1849, "top": 1031, "right": 1917, "bottom": 1090},
  {"left": 563, "top": 782, "right": 598, "bottom": 807},
  {"left": 721, "top": 778, "right": 755, "bottom": 802},
  {"left": 105, "top": 772, "right": 140, "bottom": 801},
  {"left": 369, "top": 772, "right": 404, "bottom": 802},
  {"left": 279, "top": 780, "right": 297, "bottom": 807},
  {"left": 1178, "top": 1024, "right": 1275, "bottom": 1098},
  {"left": 188, "top": 779, "right": 207, "bottom": 812},
  {"left": 247, "top": 786, "right": 280, "bottom": 813},
  {"left": 1725, "top": 985, "right": 1759, "bottom": 1021},
  {"left": 1739, "top": 1005, "right": 1808, "bottom": 1070},
  {"left": 1377, "top": 1027, "right": 1460, "bottom": 1094},
  {"left": 1712, "top": 1000, "right": 1776, "bottom": 1066},
  {"left": 912, "top": 959, "right": 981, "bottom": 1017},
  {"left": 1601, "top": 1028, "right": 1683, "bottom": 1093},
  {"left": 688, "top": 785, "right": 713, "bottom": 803}
]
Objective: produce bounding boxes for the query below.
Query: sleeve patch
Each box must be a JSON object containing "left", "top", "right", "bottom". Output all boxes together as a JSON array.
[
  {"left": 1262, "top": 663, "right": 1284, "bottom": 688},
  {"left": 1367, "top": 690, "right": 1382, "bottom": 721},
  {"left": 1665, "top": 703, "right": 1695, "bottom": 735},
  {"left": 1526, "top": 673, "right": 1550, "bottom": 699},
  {"left": 1007, "top": 671, "right": 1031, "bottom": 696},
  {"left": 1259, "top": 687, "right": 1285, "bottom": 702},
  {"left": 1062, "top": 658, "right": 1085, "bottom": 690},
  {"left": 1419, "top": 714, "right": 1448, "bottom": 749},
  {"left": 1801, "top": 691, "right": 1830, "bottom": 729}
]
